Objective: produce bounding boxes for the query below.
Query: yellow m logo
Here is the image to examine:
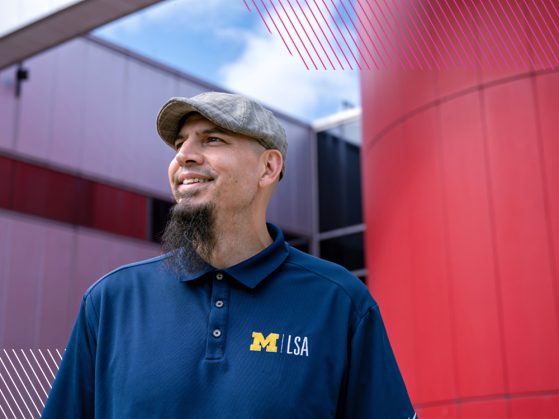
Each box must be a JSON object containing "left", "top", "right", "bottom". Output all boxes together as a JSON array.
[{"left": 250, "top": 332, "right": 279, "bottom": 352}]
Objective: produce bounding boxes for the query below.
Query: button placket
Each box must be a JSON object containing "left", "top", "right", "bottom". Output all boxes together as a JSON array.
[{"left": 205, "top": 272, "right": 230, "bottom": 360}]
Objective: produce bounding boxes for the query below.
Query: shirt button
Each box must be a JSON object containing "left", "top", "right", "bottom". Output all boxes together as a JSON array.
[
  {"left": 212, "top": 329, "right": 222, "bottom": 338},
  {"left": 215, "top": 300, "right": 224, "bottom": 308},
  {"left": 216, "top": 273, "right": 223, "bottom": 280}
]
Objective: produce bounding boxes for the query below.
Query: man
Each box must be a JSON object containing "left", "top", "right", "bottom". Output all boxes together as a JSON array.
[{"left": 42, "top": 92, "right": 415, "bottom": 418}]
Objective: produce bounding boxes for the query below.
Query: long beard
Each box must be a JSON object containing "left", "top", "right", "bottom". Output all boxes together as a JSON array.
[{"left": 161, "top": 202, "right": 217, "bottom": 273}]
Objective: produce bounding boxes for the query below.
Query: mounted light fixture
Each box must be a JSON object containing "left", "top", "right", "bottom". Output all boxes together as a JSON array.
[{"left": 15, "top": 63, "right": 29, "bottom": 97}]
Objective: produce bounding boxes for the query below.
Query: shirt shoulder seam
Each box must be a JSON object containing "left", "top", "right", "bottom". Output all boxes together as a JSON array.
[
  {"left": 84, "top": 254, "right": 169, "bottom": 298},
  {"left": 357, "top": 304, "right": 379, "bottom": 325},
  {"left": 284, "top": 259, "right": 376, "bottom": 318}
]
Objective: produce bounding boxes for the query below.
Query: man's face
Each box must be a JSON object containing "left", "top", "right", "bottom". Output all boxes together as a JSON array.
[{"left": 168, "top": 113, "right": 266, "bottom": 214}]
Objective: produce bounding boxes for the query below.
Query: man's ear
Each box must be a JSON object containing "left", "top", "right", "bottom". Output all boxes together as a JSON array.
[{"left": 259, "top": 149, "right": 283, "bottom": 187}]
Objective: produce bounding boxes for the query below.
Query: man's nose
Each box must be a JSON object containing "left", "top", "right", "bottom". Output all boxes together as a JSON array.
[{"left": 175, "top": 141, "right": 204, "bottom": 166}]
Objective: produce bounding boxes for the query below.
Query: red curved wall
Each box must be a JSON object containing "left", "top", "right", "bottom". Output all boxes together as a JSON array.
[{"left": 360, "top": 3, "right": 559, "bottom": 418}]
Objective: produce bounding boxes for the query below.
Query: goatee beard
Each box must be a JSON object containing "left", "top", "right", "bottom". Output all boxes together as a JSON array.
[{"left": 161, "top": 202, "right": 217, "bottom": 273}]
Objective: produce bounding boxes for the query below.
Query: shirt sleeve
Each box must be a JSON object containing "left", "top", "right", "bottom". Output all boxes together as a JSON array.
[
  {"left": 41, "top": 294, "right": 97, "bottom": 419},
  {"left": 338, "top": 304, "right": 416, "bottom": 419}
]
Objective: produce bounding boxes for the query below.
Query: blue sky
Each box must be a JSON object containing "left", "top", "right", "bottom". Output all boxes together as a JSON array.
[{"left": 93, "top": 0, "right": 360, "bottom": 122}]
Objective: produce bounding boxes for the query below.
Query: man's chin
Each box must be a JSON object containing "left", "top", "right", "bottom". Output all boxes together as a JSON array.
[
  {"left": 174, "top": 182, "right": 214, "bottom": 202},
  {"left": 175, "top": 197, "right": 210, "bottom": 214}
]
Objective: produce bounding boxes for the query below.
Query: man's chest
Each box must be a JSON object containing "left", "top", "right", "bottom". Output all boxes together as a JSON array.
[{"left": 93, "top": 284, "right": 351, "bottom": 418}]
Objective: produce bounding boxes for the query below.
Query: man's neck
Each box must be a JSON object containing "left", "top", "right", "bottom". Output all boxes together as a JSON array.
[{"left": 203, "top": 213, "right": 273, "bottom": 269}]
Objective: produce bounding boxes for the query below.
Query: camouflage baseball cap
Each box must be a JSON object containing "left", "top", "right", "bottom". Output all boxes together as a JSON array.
[{"left": 156, "top": 91, "right": 288, "bottom": 177}]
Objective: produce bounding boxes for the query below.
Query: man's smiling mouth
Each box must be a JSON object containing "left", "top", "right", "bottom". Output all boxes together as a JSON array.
[{"left": 182, "top": 178, "right": 213, "bottom": 185}]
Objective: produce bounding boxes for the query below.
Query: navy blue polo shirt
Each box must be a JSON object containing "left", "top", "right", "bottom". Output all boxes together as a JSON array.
[{"left": 42, "top": 224, "right": 415, "bottom": 418}]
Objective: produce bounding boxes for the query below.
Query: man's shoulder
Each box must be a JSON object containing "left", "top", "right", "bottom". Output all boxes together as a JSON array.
[
  {"left": 284, "top": 246, "right": 376, "bottom": 314},
  {"left": 84, "top": 253, "right": 171, "bottom": 298}
]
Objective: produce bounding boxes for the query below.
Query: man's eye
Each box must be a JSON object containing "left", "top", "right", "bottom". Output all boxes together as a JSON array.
[
  {"left": 207, "top": 137, "right": 223, "bottom": 143},
  {"left": 174, "top": 142, "right": 184, "bottom": 151}
]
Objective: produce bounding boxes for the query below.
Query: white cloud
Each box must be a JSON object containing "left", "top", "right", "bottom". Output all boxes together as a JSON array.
[
  {"left": 219, "top": 0, "right": 360, "bottom": 120},
  {"left": 220, "top": 33, "right": 358, "bottom": 119}
]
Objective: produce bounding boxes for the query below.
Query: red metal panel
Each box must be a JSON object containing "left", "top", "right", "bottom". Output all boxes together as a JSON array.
[
  {"left": 91, "top": 183, "right": 147, "bottom": 239},
  {"left": 0, "top": 156, "right": 14, "bottom": 209},
  {"left": 510, "top": 394, "right": 559, "bottom": 417},
  {"left": 460, "top": 399, "right": 508, "bottom": 417},
  {"left": 432, "top": 0, "right": 481, "bottom": 98},
  {"left": 478, "top": 0, "right": 532, "bottom": 84},
  {"left": 8, "top": 155, "right": 151, "bottom": 240},
  {"left": 535, "top": 72, "right": 559, "bottom": 336},
  {"left": 366, "top": 107, "right": 458, "bottom": 404},
  {"left": 362, "top": 0, "right": 559, "bottom": 412},
  {"left": 483, "top": 79, "right": 559, "bottom": 392},
  {"left": 44, "top": 169, "right": 83, "bottom": 224},
  {"left": 12, "top": 161, "right": 81, "bottom": 224},
  {"left": 360, "top": 70, "right": 437, "bottom": 141},
  {"left": 12, "top": 161, "right": 50, "bottom": 219},
  {"left": 363, "top": 124, "right": 418, "bottom": 399},
  {"left": 400, "top": 108, "right": 457, "bottom": 403},
  {"left": 523, "top": 0, "right": 558, "bottom": 72},
  {"left": 74, "top": 178, "right": 94, "bottom": 227},
  {"left": 417, "top": 403, "right": 458, "bottom": 418},
  {"left": 360, "top": 70, "right": 404, "bottom": 140},
  {"left": 398, "top": 72, "right": 438, "bottom": 116},
  {"left": 438, "top": 92, "right": 506, "bottom": 398},
  {"left": 435, "top": 67, "right": 480, "bottom": 100}
]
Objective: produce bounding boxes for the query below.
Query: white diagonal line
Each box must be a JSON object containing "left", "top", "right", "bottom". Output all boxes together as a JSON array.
[
  {"left": 12, "top": 349, "right": 43, "bottom": 410},
  {"left": 0, "top": 348, "right": 67, "bottom": 418},
  {"left": 0, "top": 386, "right": 17, "bottom": 418},
  {"left": 0, "top": 366, "right": 25, "bottom": 418},
  {"left": 0, "top": 353, "right": 32, "bottom": 418},
  {"left": 30, "top": 350, "right": 51, "bottom": 390},
  {"left": 22, "top": 350, "right": 48, "bottom": 398},
  {"left": 0, "top": 395, "right": 9, "bottom": 419},
  {"left": 3, "top": 350, "right": 36, "bottom": 416},
  {"left": 46, "top": 350, "right": 59, "bottom": 371},
  {"left": 37, "top": 350, "right": 55, "bottom": 380}
]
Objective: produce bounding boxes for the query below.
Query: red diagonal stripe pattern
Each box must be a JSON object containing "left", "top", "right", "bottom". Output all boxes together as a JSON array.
[
  {"left": 245, "top": 0, "right": 559, "bottom": 70},
  {"left": 0, "top": 349, "right": 62, "bottom": 419}
]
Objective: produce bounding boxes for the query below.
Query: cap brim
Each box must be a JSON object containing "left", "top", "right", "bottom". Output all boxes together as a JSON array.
[{"left": 156, "top": 99, "right": 199, "bottom": 148}]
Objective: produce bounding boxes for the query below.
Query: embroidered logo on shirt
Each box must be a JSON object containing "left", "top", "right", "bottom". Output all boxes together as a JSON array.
[{"left": 250, "top": 331, "right": 309, "bottom": 357}]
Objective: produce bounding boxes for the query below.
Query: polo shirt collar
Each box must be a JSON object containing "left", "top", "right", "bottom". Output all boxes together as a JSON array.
[{"left": 179, "top": 223, "right": 289, "bottom": 289}]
